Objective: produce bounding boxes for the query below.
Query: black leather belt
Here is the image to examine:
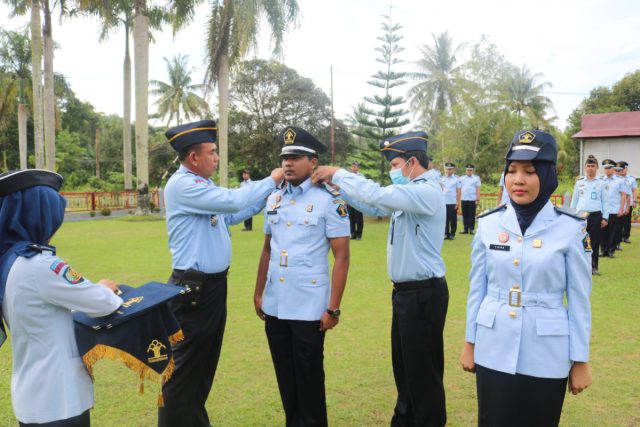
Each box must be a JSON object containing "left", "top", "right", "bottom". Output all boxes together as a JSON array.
[
  {"left": 172, "top": 268, "right": 229, "bottom": 282},
  {"left": 393, "top": 277, "right": 444, "bottom": 291}
]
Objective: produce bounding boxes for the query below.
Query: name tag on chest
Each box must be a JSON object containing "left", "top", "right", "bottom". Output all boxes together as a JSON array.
[{"left": 489, "top": 244, "right": 510, "bottom": 251}]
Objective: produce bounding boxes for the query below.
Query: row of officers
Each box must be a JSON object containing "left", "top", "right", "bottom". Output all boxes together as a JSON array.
[{"left": 1, "top": 124, "right": 601, "bottom": 427}]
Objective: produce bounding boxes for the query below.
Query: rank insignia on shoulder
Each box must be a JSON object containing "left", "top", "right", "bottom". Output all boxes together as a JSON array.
[
  {"left": 194, "top": 177, "right": 208, "bottom": 186},
  {"left": 322, "top": 182, "right": 340, "bottom": 197},
  {"left": 583, "top": 234, "right": 592, "bottom": 252},
  {"left": 336, "top": 203, "right": 348, "bottom": 218},
  {"left": 554, "top": 206, "right": 588, "bottom": 220},
  {"left": 477, "top": 203, "right": 507, "bottom": 218},
  {"left": 62, "top": 266, "right": 84, "bottom": 284}
]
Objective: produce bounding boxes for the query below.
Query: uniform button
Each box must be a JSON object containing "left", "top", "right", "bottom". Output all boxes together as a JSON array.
[
  {"left": 279, "top": 277, "right": 284, "bottom": 282},
  {"left": 290, "top": 200, "right": 296, "bottom": 205},
  {"left": 311, "top": 279, "right": 317, "bottom": 284},
  {"left": 195, "top": 286, "right": 200, "bottom": 291},
  {"left": 513, "top": 259, "right": 520, "bottom": 266},
  {"left": 509, "top": 311, "right": 516, "bottom": 318},
  {"left": 304, "top": 219, "right": 309, "bottom": 224},
  {"left": 517, "top": 236, "right": 523, "bottom": 243},
  {"left": 287, "top": 221, "right": 292, "bottom": 227}
]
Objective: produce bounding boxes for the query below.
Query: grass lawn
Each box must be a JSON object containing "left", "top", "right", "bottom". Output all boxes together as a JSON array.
[{"left": 0, "top": 215, "right": 638, "bottom": 426}]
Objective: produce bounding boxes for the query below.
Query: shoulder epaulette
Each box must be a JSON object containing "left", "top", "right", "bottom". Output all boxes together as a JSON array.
[
  {"left": 477, "top": 203, "right": 507, "bottom": 218},
  {"left": 554, "top": 206, "right": 588, "bottom": 220},
  {"left": 413, "top": 178, "right": 427, "bottom": 183},
  {"left": 322, "top": 182, "right": 341, "bottom": 197},
  {"left": 577, "top": 176, "right": 586, "bottom": 181}
]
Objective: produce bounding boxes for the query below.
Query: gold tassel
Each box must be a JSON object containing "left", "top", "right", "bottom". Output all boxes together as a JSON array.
[
  {"left": 169, "top": 329, "right": 184, "bottom": 345},
  {"left": 157, "top": 392, "right": 165, "bottom": 407},
  {"left": 139, "top": 381, "right": 144, "bottom": 395}
]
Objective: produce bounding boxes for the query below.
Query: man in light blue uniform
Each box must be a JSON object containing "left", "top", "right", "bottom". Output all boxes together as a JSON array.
[
  {"left": 160, "top": 120, "right": 284, "bottom": 427},
  {"left": 619, "top": 161, "right": 637, "bottom": 243},
  {"left": 599, "top": 159, "right": 626, "bottom": 258},
  {"left": 570, "top": 154, "right": 609, "bottom": 275},
  {"left": 254, "top": 126, "right": 350, "bottom": 427},
  {"left": 312, "top": 131, "right": 448, "bottom": 427},
  {"left": 497, "top": 171, "right": 511, "bottom": 206},
  {"left": 460, "top": 164, "right": 481, "bottom": 234},
  {"left": 614, "top": 161, "right": 632, "bottom": 250},
  {"left": 441, "top": 162, "right": 461, "bottom": 240}
]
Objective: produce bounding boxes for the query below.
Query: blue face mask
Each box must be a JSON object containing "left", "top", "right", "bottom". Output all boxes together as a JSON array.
[{"left": 389, "top": 159, "right": 411, "bottom": 185}]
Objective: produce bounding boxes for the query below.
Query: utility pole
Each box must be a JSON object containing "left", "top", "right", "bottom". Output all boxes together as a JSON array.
[{"left": 330, "top": 65, "right": 335, "bottom": 164}]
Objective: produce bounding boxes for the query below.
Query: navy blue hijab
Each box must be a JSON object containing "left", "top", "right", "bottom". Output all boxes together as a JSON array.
[
  {"left": 506, "top": 160, "right": 558, "bottom": 235},
  {"left": 0, "top": 186, "right": 66, "bottom": 345}
]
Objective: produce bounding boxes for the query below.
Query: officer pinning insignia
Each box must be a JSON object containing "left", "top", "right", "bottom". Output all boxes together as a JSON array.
[
  {"left": 583, "top": 235, "right": 593, "bottom": 252},
  {"left": 210, "top": 215, "right": 218, "bottom": 227},
  {"left": 336, "top": 203, "right": 349, "bottom": 218}
]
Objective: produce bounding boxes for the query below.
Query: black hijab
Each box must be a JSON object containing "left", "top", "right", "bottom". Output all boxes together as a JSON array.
[{"left": 505, "top": 160, "right": 558, "bottom": 235}]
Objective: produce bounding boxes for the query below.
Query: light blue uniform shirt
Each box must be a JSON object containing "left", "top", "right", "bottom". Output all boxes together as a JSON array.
[
  {"left": 627, "top": 175, "right": 637, "bottom": 204},
  {"left": 600, "top": 175, "right": 625, "bottom": 215},
  {"left": 460, "top": 174, "right": 481, "bottom": 201},
  {"left": 333, "top": 169, "right": 446, "bottom": 283},
  {"left": 570, "top": 177, "right": 609, "bottom": 217},
  {"left": 620, "top": 175, "right": 632, "bottom": 210},
  {"left": 465, "top": 203, "right": 591, "bottom": 378},
  {"left": 2, "top": 252, "right": 122, "bottom": 423},
  {"left": 164, "top": 165, "right": 276, "bottom": 273},
  {"left": 440, "top": 174, "right": 461, "bottom": 205},
  {"left": 261, "top": 178, "right": 350, "bottom": 321}
]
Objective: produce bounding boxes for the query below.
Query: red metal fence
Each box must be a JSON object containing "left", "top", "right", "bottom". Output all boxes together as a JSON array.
[{"left": 61, "top": 190, "right": 160, "bottom": 212}]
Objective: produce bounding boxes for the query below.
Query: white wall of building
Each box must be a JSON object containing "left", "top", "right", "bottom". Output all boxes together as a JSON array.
[{"left": 579, "top": 137, "right": 640, "bottom": 178}]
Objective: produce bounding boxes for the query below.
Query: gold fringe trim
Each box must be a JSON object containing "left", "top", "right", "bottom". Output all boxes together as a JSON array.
[
  {"left": 82, "top": 344, "right": 177, "bottom": 407},
  {"left": 169, "top": 329, "right": 184, "bottom": 345}
]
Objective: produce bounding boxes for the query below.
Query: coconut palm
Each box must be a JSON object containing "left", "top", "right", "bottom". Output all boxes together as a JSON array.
[
  {"left": 150, "top": 54, "right": 210, "bottom": 126},
  {"left": 169, "top": 0, "right": 300, "bottom": 187},
  {"left": 78, "top": 0, "right": 168, "bottom": 189},
  {"left": 500, "top": 64, "right": 554, "bottom": 128},
  {"left": 408, "top": 30, "right": 465, "bottom": 134},
  {"left": 0, "top": 28, "right": 31, "bottom": 169}
]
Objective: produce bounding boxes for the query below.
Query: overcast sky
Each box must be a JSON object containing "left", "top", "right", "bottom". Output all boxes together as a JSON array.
[{"left": 2, "top": 0, "right": 639, "bottom": 131}]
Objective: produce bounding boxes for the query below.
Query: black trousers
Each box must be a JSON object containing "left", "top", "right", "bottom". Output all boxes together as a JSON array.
[
  {"left": 445, "top": 204, "right": 457, "bottom": 237},
  {"left": 476, "top": 365, "right": 567, "bottom": 427},
  {"left": 158, "top": 272, "right": 228, "bottom": 427},
  {"left": 348, "top": 206, "right": 364, "bottom": 239},
  {"left": 602, "top": 214, "right": 621, "bottom": 256},
  {"left": 461, "top": 200, "right": 477, "bottom": 232},
  {"left": 391, "top": 278, "right": 449, "bottom": 427},
  {"left": 265, "top": 316, "right": 327, "bottom": 427},
  {"left": 20, "top": 410, "right": 90, "bottom": 427},
  {"left": 586, "top": 211, "right": 602, "bottom": 269},
  {"left": 621, "top": 210, "right": 632, "bottom": 239},
  {"left": 244, "top": 216, "right": 253, "bottom": 230}
]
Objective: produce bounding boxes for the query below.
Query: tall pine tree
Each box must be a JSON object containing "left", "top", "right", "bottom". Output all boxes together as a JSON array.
[{"left": 353, "top": 12, "right": 409, "bottom": 183}]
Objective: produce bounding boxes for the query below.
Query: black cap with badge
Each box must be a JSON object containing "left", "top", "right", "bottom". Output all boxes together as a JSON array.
[
  {"left": 444, "top": 162, "right": 456, "bottom": 168},
  {"left": 279, "top": 126, "right": 327, "bottom": 157},
  {"left": 0, "top": 169, "right": 63, "bottom": 196},
  {"left": 165, "top": 120, "right": 217, "bottom": 152},
  {"left": 505, "top": 130, "right": 557, "bottom": 164},
  {"left": 602, "top": 159, "right": 615, "bottom": 168}
]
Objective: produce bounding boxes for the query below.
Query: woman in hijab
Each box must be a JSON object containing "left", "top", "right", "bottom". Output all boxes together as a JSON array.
[
  {"left": 0, "top": 170, "right": 123, "bottom": 427},
  {"left": 460, "top": 130, "right": 593, "bottom": 426}
]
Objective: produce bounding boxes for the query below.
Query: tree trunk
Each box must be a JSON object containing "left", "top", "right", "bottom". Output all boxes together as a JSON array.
[
  {"left": 133, "top": 0, "right": 150, "bottom": 214},
  {"left": 123, "top": 24, "right": 133, "bottom": 190},
  {"left": 218, "top": 53, "right": 230, "bottom": 187},
  {"left": 95, "top": 126, "right": 101, "bottom": 178},
  {"left": 42, "top": 0, "right": 56, "bottom": 171},
  {"left": 30, "top": 1, "right": 44, "bottom": 169},
  {"left": 18, "top": 103, "right": 27, "bottom": 169}
]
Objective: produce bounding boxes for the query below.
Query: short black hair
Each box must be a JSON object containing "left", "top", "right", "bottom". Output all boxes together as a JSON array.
[
  {"left": 400, "top": 150, "right": 429, "bottom": 169},
  {"left": 178, "top": 143, "right": 203, "bottom": 162}
]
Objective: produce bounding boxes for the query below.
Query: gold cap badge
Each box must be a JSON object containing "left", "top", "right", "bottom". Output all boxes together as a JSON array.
[
  {"left": 518, "top": 131, "right": 536, "bottom": 144},
  {"left": 284, "top": 128, "right": 296, "bottom": 145}
]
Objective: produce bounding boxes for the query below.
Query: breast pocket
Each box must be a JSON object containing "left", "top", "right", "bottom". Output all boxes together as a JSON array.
[
  {"left": 267, "top": 215, "right": 280, "bottom": 226},
  {"left": 298, "top": 272, "right": 329, "bottom": 288}
]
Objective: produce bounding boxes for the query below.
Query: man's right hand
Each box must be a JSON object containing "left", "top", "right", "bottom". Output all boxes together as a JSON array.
[
  {"left": 254, "top": 295, "right": 266, "bottom": 320},
  {"left": 99, "top": 279, "right": 121, "bottom": 295},
  {"left": 270, "top": 168, "right": 284, "bottom": 183}
]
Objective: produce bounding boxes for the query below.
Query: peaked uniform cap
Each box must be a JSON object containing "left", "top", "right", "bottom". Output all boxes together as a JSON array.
[
  {"left": 0, "top": 169, "right": 63, "bottom": 197},
  {"left": 585, "top": 155, "right": 598, "bottom": 165},
  {"left": 465, "top": 164, "right": 475, "bottom": 169},
  {"left": 279, "top": 126, "right": 327, "bottom": 156},
  {"left": 602, "top": 159, "right": 616, "bottom": 167},
  {"left": 166, "top": 120, "right": 217, "bottom": 152},
  {"left": 444, "top": 162, "right": 456, "bottom": 168},
  {"left": 614, "top": 161, "right": 625, "bottom": 170},
  {"left": 505, "top": 129, "right": 557, "bottom": 164},
  {"left": 379, "top": 131, "right": 428, "bottom": 161}
]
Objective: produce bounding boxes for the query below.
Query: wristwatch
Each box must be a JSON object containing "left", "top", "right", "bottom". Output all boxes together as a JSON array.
[{"left": 326, "top": 308, "right": 341, "bottom": 319}]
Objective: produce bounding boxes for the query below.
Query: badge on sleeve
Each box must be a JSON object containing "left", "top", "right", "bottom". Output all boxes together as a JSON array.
[
  {"left": 336, "top": 203, "right": 348, "bottom": 218},
  {"left": 63, "top": 266, "right": 85, "bottom": 284},
  {"left": 583, "top": 234, "right": 592, "bottom": 252}
]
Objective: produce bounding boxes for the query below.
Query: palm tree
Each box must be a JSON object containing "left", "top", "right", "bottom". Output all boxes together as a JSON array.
[
  {"left": 78, "top": 0, "right": 167, "bottom": 189},
  {"left": 0, "top": 28, "right": 31, "bottom": 169},
  {"left": 408, "top": 30, "right": 465, "bottom": 134},
  {"left": 150, "top": 54, "right": 210, "bottom": 126},
  {"left": 499, "top": 64, "right": 554, "bottom": 128},
  {"left": 169, "top": 0, "right": 300, "bottom": 187},
  {"left": 132, "top": 0, "right": 149, "bottom": 191}
]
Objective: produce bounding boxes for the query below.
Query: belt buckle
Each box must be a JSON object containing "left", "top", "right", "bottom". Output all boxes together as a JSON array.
[
  {"left": 280, "top": 250, "right": 288, "bottom": 267},
  {"left": 508, "top": 285, "right": 521, "bottom": 307}
]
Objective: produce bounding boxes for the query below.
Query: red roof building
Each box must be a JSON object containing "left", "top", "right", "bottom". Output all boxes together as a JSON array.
[{"left": 572, "top": 112, "right": 640, "bottom": 177}]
